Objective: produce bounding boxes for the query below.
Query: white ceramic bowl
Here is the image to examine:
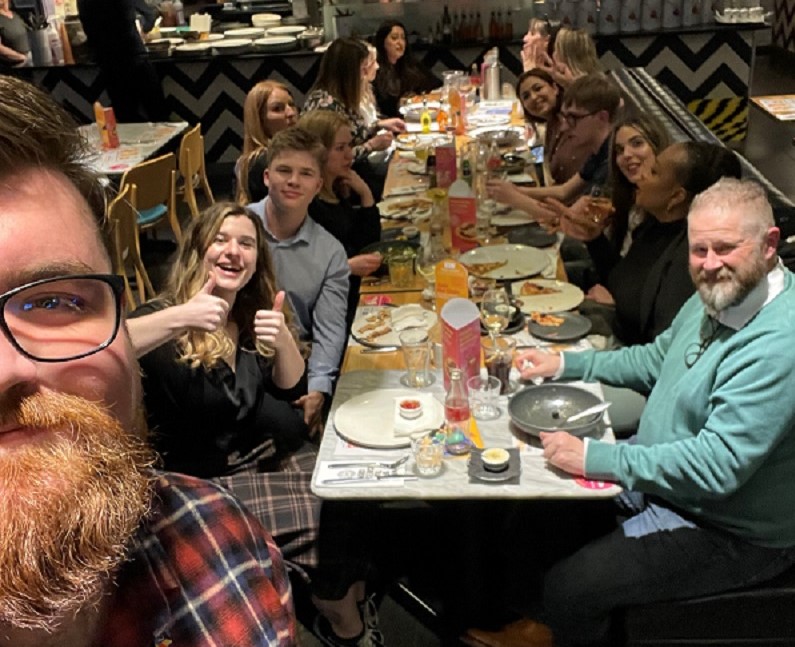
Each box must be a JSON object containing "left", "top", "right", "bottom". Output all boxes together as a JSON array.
[
  {"left": 399, "top": 398, "right": 423, "bottom": 420},
  {"left": 251, "top": 12, "right": 281, "bottom": 27},
  {"left": 481, "top": 447, "right": 510, "bottom": 472}
]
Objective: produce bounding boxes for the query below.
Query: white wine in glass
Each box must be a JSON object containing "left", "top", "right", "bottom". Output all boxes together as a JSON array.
[{"left": 480, "top": 287, "right": 511, "bottom": 337}]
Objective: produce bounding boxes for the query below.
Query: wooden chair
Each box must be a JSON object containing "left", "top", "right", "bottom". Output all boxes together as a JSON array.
[
  {"left": 178, "top": 123, "right": 214, "bottom": 219},
  {"left": 106, "top": 183, "right": 156, "bottom": 310},
  {"left": 120, "top": 152, "right": 181, "bottom": 242}
]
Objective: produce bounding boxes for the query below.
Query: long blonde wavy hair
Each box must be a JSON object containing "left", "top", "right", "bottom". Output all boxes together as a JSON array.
[
  {"left": 236, "top": 80, "right": 295, "bottom": 203},
  {"left": 162, "top": 202, "right": 301, "bottom": 369}
]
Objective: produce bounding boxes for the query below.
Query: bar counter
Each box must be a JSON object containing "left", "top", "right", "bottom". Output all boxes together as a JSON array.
[{"left": 3, "top": 22, "right": 767, "bottom": 163}]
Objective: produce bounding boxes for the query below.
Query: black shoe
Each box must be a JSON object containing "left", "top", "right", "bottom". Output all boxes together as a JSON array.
[{"left": 313, "top": 613, "right": 385, "bottom": 647}]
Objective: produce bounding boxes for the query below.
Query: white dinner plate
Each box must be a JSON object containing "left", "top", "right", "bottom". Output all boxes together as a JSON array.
[
  {"left": 334, "top": 389, "right": 445, "bottom": 449},
  {"left": 511, "top": 279, "right": 585, "bottom": 313},
  {"left": 377, "top": 196, "right": 433, "bottom": 221},
  {"left": 459, "top": 244, "right": 548, "bottom": 280},
  {"left": 224, "top": 27, "right": 265, "bottom": 38},
  {"left": 491, "top": 209, "right": 535, "bottom": 227},
  {"left": 351, "top": 305, "right": 437, "bottom": 348},
  {"left": 266, "top": 25, "right": 307, "bottom": 36}
]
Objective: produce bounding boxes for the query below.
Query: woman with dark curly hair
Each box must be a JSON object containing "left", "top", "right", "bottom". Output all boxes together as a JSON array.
[{"left": 373, "top": 20, "right": 438, "bottom": 118}]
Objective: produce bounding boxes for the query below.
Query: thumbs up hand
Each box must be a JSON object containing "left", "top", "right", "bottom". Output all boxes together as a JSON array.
[
  {"left": 181, "top": 273, "right": 230, "bottom": 332},
  {"left": 254, "top": 290, "right": 291, "bottom": 351}
]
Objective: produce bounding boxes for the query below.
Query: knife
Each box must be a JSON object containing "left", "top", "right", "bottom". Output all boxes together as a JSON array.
[
  {"left": 359, "top": 346, "right": 399, "bottom": 353},
  {"left": 320, "top": 474, "right": 418, "bottom": 485}
]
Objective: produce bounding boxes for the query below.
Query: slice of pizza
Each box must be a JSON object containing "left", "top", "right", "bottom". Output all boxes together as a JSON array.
[
  {"left": 520, "top": 281, "right": 561, "bottom": 296},
  {"left": 530, "top": 312, "right": 565, "bottom": 327}
]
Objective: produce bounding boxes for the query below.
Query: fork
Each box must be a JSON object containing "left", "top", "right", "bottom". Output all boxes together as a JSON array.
[{"left": 327, "top": 455, "right": 410, "bottom": 470}]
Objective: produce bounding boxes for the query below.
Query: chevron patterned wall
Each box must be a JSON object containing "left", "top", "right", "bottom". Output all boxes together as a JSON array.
[
  {"left": 773, "top": 0, "right": 795, "bottom": 52},
  {"left": 12, "top": 27, "right": 759, "bottom": 164}
]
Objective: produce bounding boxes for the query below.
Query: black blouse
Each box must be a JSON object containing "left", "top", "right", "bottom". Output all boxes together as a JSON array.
[
  {"left": 605, "top": 218, "right": 694, "bottom": 345},
  {"left": 308, "top": 195, "right": 381, "bottom": 328},
  {"left": 131, "top": 301, "right": 307, "bottom": 478}
]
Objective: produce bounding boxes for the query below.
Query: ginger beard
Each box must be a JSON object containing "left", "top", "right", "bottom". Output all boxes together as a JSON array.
[{"left": 0, "top": 391, "right": 155, "bottom": 632}]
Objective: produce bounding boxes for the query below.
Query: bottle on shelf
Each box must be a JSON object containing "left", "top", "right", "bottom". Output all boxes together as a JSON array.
[
  {"left": 434, "top": 21, "right": 442, "bottom": 44},
  {"left": 442, "top": 4, "right": 452, "bottom": 45},
  {"left": 505, "top": 8, "right": 514, "bottom": 40},
  {"left": 476, "top": 10, "right": 484, "bottom": 41},
  {"left": 452, "top": 10, "right": 459, "bottom": 43},
  {"left": 496, "top": 8, "right": 504, "bottom": 40},
  {"left": 489, "top": 11, "right": 498, "bottom": 40},
  {"left": 444, "top": 368, "right": 471, "bottom": 456},
  {"left": 420, "top": 95, "right": 432, "bottom": 134}
]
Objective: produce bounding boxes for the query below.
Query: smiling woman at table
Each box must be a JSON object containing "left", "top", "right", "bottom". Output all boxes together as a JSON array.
[
  {"left": 127, "top": 201, "right": 383, "bottom": 645},
  {"left": 236, "top": 80, "right": 299, "bottom": 203}
]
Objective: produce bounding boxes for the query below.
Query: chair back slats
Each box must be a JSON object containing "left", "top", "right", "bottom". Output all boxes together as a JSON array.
[
  {"left": 120, "top": 152, "right": 181, "bottom": 241},
  {"left": 178, "top": 123, "right": 214, "bottom": 219},
  {"left": 107, "top": 183, "right": 156, "bottom": 310}
]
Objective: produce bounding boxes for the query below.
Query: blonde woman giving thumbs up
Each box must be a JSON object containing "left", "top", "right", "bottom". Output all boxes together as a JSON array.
[{"left": 127, "top": 202, "right": 323, "bottom": 569}]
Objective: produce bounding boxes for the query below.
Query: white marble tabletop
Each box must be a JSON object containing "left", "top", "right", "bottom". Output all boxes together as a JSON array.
[
  {"left": 78, "top": 121, "right": 189, "bottom": 176},
  {"left": 311, "top": 369, "right": 620, "bottom": 501}
]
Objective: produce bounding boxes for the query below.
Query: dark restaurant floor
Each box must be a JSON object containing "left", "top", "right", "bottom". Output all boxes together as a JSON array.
[{"left": 179, "top": 50, "right": 795, "bottom": 647}]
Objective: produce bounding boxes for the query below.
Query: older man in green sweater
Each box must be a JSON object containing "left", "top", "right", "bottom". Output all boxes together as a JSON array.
[{"left": 513, "top": 178, "right": 795, "bottom": 647}]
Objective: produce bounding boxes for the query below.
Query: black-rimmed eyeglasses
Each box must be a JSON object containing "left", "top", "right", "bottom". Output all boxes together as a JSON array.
[
  {"left": 685, "top": 316, "right": 721, "bottom": 369},
  {"left": 561, "top": 110, "right": 597, "bottom": 127},
  {"left": 0, "top": 274, "right": 124, "bottom": 363}
]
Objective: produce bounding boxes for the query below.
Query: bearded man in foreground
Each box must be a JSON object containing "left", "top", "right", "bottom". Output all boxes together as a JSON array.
[{"left": 0, "top": 76, "right": 295, "bottom": 646}]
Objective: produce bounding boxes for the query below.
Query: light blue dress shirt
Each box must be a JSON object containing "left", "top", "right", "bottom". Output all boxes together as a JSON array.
[{"left": 249, "top": 198, "right": 350, "bottom": 395}]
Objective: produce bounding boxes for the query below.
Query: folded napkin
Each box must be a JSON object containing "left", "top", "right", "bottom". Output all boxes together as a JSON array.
[
  {"left": 393, "top": 393, "right": 440, "bottom": 437},
  {"left": 391, "top": 304, "right": 431, "bottom": 332}
]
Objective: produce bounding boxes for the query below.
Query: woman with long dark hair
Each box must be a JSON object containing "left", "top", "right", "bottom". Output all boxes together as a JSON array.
[{"left": 373, "top": 20, "right": 438, "bottom": 118}]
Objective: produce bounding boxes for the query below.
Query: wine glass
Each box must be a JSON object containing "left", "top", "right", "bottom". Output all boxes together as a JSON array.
[
  {"left": 584, "top": 184, "right": 614, "bottom": 226},
  {"left": 480, "top": 286, "right": 512, "bottom": 342}
]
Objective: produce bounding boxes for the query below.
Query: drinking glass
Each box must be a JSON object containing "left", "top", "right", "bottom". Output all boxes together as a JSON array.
[
  {"left": 467, "top": 375, "right": 502, "bottom": 420},
  {"left": 399, "top": 329, "right": 435, "bottom": 388},
  {"left": 482, "top": 335, "right": 517, "bottom": 394},
  {"left": 584, "top": 185, "right": 614, "bottom": 225},
  {"left": 480, "top": 286, "right": 511, "bottom": 342}
]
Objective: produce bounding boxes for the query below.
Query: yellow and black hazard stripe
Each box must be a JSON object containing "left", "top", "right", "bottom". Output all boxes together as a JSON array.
[{"left": 688, "top": 97, "right": 749, "bottom": 143}]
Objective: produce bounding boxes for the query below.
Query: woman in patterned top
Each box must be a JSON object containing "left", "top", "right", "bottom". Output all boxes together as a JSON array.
[{"left": 304, "top": 38, "right": 403, "bottom": 162}]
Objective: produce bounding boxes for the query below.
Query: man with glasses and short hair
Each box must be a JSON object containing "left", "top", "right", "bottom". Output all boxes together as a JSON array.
[
  {"left": 481, "top": 178, "right": 795, "bottom": 647},
  {"left": 0, "top": 76, "right": 295, "bottom": 646},
  {"left": 486, "top": 73, "right": 621, "bottom": 220}
]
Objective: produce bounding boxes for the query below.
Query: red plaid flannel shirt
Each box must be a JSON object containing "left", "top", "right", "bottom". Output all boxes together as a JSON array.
[{"left": 97, "top": 472, "right": 296, "bottom": 646}]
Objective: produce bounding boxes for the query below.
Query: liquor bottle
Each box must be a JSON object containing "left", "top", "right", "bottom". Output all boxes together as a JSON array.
[
  {"left": 442, "top": 4, "right": 452, "bottom": 44},
  {"left": 496, "top": 8, "right": 503, "bottom": 40},
  {"left": 489, "top": 11, "right": 498, "bottom": 40},
  {"left": 444, "top": 368, "right": 471, "bottom": 456},
  {"left": 434, "top": 21, "right": 442, "bottom": 44},
  {"left": 420, "top": 96, "right": 432, "bottom": 134},
  {"left": 436, "top": 104, "right": 449, "bottom": 133},
  {"left": 467, "top": 11, "right": 476, "bottom": 41},
  {"left": 452, "top": 10, "right": 459, "bottom": 43},
  {"left": 476, "top": 11, "right": 484, "bottom": 41},
  {"left": 505, "top": 8, "right": 514, "bottom": 40}
]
